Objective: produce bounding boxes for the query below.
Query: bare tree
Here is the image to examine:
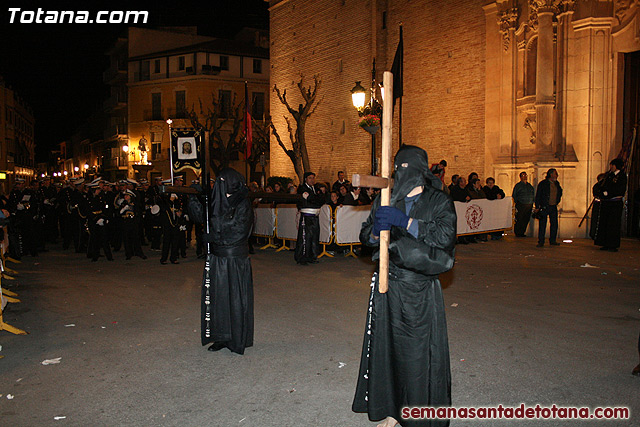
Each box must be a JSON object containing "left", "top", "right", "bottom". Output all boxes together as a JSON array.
[
  {"left": 246, "top": 115, "right": 272, "bottom": 180},
  {"left": 271, "top": 74, "right": 322, "bottom": 182},
  {"left": 189, "top": 93, "right": 245, "bottom": 176}
]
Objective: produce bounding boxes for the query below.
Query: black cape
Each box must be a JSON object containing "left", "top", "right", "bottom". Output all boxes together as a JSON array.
[
  {"left": 353, "top": 145, "right": 457, "bottom": 426},
  {"left": 201, "top": 168, "right": 254, "bottom": 354}
]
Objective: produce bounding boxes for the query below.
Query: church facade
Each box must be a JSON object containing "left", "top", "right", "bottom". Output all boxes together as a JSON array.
[{"left": 268, "top": 0, "right": 640, "bottom": 237}]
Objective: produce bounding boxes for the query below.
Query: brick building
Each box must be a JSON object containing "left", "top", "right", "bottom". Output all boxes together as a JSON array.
[{"left": 268, "top": 0, "right": 640, "bottom": 237}]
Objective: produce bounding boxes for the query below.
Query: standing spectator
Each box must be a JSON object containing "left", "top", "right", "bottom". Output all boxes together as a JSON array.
[
  {"left": 483, "top": 177, "right": 505, "bottom": 200},
  {"left": 431, "top": 159, "right": 447, "bottom": 184},
  {"left": 512, "top": 171, "right": 535, "bottom": 237},
  {"left": 484, "top": 177, "right": 506, "bottom": 240},
  {"left": 448, "top": 174, "right": 459, "bottom": 194},
  {"left": 295, "top": 172, "right": 324, "bottom": 265},
  {"left": 273, "top": 182, "right": 285, "bottom": 193},
  {"left": 450, "top": 176, "right": 470, "bottom": 203},
  {"left": 467, "top": 178, "right": 487, "bottom": 200},
  {"left": 337, "top": 184, "right": 349, "bottom": 205},
  {"left": 592, "top": 158, "right": 627, "bottom": 252},
  {"left": 534, "top": 168, "right": 563, "bottom": 247},
  {"left": 332, "top": 170, "right": 350, "bottom": 193},
  {"left": 327, "top": 191, "right": 340, "bottom": 210},
  {"left": 342, "top": 186, "right": 362, "bottom": 206}
]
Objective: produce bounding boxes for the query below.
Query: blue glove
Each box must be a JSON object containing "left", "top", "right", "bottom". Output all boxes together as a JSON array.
[
  {"left": 372, "top": 211, "right": 388, "bottom": 237},
  {"left": 376, "top": 206, "right": 410, "bottom": 230}
]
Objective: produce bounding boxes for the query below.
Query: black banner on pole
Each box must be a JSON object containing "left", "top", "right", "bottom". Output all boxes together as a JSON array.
[{"left": 170, "top": 128, "right": 203, "bottom": 173}]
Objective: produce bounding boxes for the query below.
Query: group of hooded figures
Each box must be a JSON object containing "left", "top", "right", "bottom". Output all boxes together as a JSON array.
[
  {"left": 1, "top": 176, "right": 206, "bottom": 263},
  {"left": 205, "top": 146, "right": 456, "bottom": 426}
]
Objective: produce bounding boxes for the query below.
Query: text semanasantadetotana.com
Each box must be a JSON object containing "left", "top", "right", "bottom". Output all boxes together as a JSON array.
[{"left": 402, "top": 404, "right": 630, "bottom": 420}]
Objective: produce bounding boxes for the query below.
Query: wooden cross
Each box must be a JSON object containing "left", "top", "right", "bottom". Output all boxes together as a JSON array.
[{"left": 352, "top": 71, "right": 394, "bottom": 293}]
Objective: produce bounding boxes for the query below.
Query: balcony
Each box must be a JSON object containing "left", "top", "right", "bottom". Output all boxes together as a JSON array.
[
  {"left": 103, "top": 67, "right": 127, "bottom": 84},
  {"left": 103, "top": 124, "right": 128, "bottom": 141},
  {"left": 103, "top": 93, "right": 127, "bottom": 111},
  {"left": 166, "top": 108, "right": 190, "bottom": 120},
  {"left": 132, "top": 65, "right": 223, "bottom": 82}
]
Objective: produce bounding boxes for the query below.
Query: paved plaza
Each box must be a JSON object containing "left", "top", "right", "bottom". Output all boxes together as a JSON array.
[{"left": 1, "top": 235, "right": 639, "bottom": 426}]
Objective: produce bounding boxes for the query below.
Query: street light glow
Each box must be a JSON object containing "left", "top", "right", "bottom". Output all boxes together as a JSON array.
[
  {"left": 63, "top": 171, "right": 68, "bottom": 176},
  {"left": 166, "top": 118, "right": 173, "bottom": 125},
  {"left": 122, "top": 145, "right": 129, "bottom": 153},
  {"left": 74, "top": 166, "right": 79, "bottom": 172},
  {"left": 351, "top": 81, "right": 366, "bottom": 110},
  {"left": 84, "top": 164, "right": 89, "bottom": 169}
]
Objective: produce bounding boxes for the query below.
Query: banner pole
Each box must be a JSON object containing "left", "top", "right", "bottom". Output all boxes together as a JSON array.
[
  {"left": 202, "top": 129, "right": 212, "bottom": 256},
  {"left": 168, "top": 120, "right": 174, "bottom": 183}
]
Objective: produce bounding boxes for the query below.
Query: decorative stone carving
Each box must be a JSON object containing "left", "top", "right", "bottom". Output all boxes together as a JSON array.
[
  {"left": 523, "top": 116, "right": 537, "bottom": 144},
  {"left": 528, "top": 0, "right": 568, "bottom": 28},
  {"left": 498, "top": 7, "right": 519, "bottom": 50},
  {"left": 614, "top": 0, "right": 635, "bottom": 25}
]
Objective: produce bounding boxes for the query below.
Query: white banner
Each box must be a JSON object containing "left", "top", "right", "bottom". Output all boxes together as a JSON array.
[
  {"left": 455, "top": 197, "right": 513, "bottom": 235},
  {"left": 319, "top": 205, "right": 333, "bottom": 244},
  {"left": 253, "top": 204, "right": 275, "bottom": 237},
  {"left": 275, "top": 204, "right": 299, "bottom": 240},
  {"left": 335, "top": 205, "right": 371, "bottom": 244}
]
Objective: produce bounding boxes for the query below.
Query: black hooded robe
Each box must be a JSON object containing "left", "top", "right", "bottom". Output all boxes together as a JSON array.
[
  {"left": 353, "top": 146, "right": 456, "bottom": 426},
  {"left": 201, "top": 168, "right": 254, "bottom": 354}
]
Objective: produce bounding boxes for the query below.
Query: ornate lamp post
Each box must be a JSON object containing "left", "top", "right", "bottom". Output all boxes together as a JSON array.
[{"left": 351, "top": 60, "right": 383, "bottom": 175}]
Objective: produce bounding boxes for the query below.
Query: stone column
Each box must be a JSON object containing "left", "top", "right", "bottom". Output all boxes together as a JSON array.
[{"left": 535, "top": 7, "right": 555, "bottom": 158}]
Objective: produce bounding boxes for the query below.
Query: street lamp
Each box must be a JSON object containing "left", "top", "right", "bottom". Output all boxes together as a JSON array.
[
  {"left": 351, "top": 81, "right": 366, "bottom": 112},
  {"left": 83, "top": 164, "right": 89, "bottom": 170},
  {"left": 74, "top": 166, "right": 79, "bottom": 173},
  {"left": 122, "top": 144, "right": 129, "bottom": 153},
  {"left": 351, "top": 60, "right": 383, "bottom": 175}
]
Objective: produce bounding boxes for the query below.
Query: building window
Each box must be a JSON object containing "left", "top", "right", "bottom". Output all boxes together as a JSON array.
[
  {"left": 154, "top": 59, "right": 161, "bottom": 73},
  {"left": 253, "top": 59, "right": 262, "bottom": 74},
  {"left": 151, "top": 132, "right": 162, "bottom": 160},
  {"left": 141, "top": 61, "right": 150, "bottom": 81},
  {"left": 220, "top": 55, "right": 229, "bottom": 71},
  {"left": 382, "top": 11, "right": 387, "bottom": 29},
  {"left": 218, "top": 90, "right": 231, "bottom": 118},
  {"left": 152, "top": 93, "right": 162, "bottom": 120},
  {"left": 175, "top": 90, "right": 186, "bottom": 118},
  {"left": 178, "top": 56, "right": 185, "bottom": 71},
  {"left": 251, "top": 92, "right": 265, "bottom": 120}
]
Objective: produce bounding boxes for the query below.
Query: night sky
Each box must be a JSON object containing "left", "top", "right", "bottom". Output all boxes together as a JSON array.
[{"left": 0, "top": 0, "right": 269, "bottom": 162}]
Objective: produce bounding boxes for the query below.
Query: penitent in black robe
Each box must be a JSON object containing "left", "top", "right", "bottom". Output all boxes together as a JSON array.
[
  {"left": 352, "top": 184, "right": 457, "bottom": 426},
  {"left": 201, "top": 194, "right": 254, "bottom": 354}
]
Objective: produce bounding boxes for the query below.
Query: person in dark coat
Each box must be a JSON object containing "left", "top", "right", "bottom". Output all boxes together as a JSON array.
[
  {"left": 86, "top": 184, "right": 114, "bottom": 262},
  {"left": 120, "top": 190, "right": 147, "bottom": 260},
  {"left": 159, "top": 190, "right": 182, "bottom": 265},
  {"left": 534, "top": 168, "right": 563, "bottom": 247},
  {"left": 294, "top": 172, "right": 325, "bottom": 265},
  {"left": 202, "top": 167, "right": 254, "bottom": 355},
  {"left": 593, "top": 158, "right": 627, "bottom": 252},
  {"left": 512, "top": 171, "right": 535, "bottom": 237},
  {"left": 353, "top": 145, "right": 456, "bottom": 427},
  {"left": 589, "top": 173, "right": 607, "bottom": 240}
]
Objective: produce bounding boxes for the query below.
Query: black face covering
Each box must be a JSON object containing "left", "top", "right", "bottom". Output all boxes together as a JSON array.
[
  {"left": 211, "top": 168, "right": 248, "bottom": 218},
  {"left": 390, "top": 145, "right": 442, "bottom": 205}
]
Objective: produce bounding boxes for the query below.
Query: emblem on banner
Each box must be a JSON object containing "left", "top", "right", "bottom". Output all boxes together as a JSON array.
[
  {"left": 171, "top": 128, "right": 202, "bottom": 173},
  {"left": 465, "top": 204, "right": 484, "bottom": 230}
]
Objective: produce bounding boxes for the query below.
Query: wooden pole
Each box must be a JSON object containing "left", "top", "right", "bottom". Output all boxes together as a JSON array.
[{"left": 378, "top": 71, "right": 394, "bottom": 294}]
